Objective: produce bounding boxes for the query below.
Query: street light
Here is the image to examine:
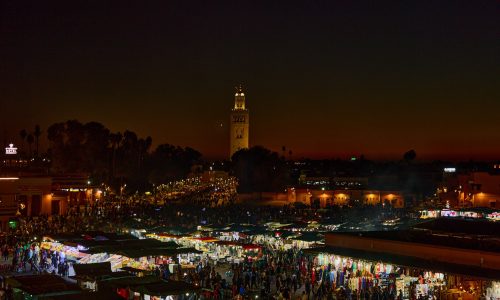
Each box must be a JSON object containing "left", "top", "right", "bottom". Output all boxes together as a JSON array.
[{"left": 120, "top": 183, "right": 127, "bottom": 200}]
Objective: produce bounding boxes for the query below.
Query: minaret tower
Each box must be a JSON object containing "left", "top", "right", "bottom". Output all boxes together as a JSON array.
[{"left": 229, "top": 85, "right": 250, "bottom": 159}]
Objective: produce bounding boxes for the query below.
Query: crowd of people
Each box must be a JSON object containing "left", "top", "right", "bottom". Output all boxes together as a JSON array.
[
  {"left": 0, "top": 183, "right": 407, "bottom": 300},
  {"left": 161, "top": 248, "right": 402, "bottom": 300},
  {"left": 3, "top": 241, "right": 70, "bottom": 276}
]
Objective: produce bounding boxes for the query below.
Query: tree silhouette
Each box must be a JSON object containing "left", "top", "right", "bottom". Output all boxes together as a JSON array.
[
  {"left": 148, "top": 144, "right": 201, "bottom": 184},
  {"left": 403, "top": 149, "right": 417, "bottom": 163},
  {"left": 109, "top": 132, "right": 123, "bottom": 180},
  {"left": 19, "top": 129, "right": 27, "bottom": 157},
  {"left": 42, "top": 120, "right": 203, "bottom": 192},
  {"left": 26, "top": 134, "right": 34, "bottom": 159},
  {"left": 231, "top": 146, "right": 291, "bottom": 193},
  {"left": 34, "top": 125, "right": 42, "bottom": 157}
]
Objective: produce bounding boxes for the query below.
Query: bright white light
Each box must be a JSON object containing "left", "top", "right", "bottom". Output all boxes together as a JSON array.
[
  {"left": 444, "top": 168, "right": 456, "bottom": 173},
  {"left": 5, "top": 144, "right": 17, "bottom": 155}
]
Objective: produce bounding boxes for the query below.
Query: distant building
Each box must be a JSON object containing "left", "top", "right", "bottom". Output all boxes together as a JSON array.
[
  {"left": 0, "top": 174, "right": 103, "bottom": 230},
  {"left": 458, "top": 172, "right": 500, "bottom": 208},
  {"left": 0, "top": 177, "right": 19, "bottom": 230},
  {"left": 229, "top": 85, "right": 249, "bottom": 159},
  {"left": 238, "top": 187, "right": 407, "bottom": 208},
  {"left": 2, "top": 143, "right": 28, "bottom": 168},
  {"left": 439, "top": 170, "right": 500, "bottom": 208},
  {"left": 298, "top": 176, "right": 331, "bottom": 187},
  {"left": 289, "top": 188, "right": 406, "bottom": 208}
]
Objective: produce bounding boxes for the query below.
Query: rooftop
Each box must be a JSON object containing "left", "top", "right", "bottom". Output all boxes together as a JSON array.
[
  {"left": 332, "top": 219, "right": 500, "bottom": 253},
  {"left": 7, "top": 274, "right": 81, "bottom": 296},
  {"left": 99, "top": 276, "right": 199, "bottom": 296}
]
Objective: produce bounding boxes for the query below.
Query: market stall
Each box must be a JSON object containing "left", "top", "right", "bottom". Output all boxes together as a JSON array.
[{"left": 98, "top": 275, "right": 200, "bottom": 300}]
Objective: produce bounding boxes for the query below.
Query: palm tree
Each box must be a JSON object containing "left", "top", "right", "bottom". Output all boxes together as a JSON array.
[
  {"left": 34, "top": 125, "right": 41, "bottom": 157},
  {"left": 19, "top": 129, "right": 27, "bottom": 157},
  {"left": 26, "top": 134, "right": 34, "bottom": 159},
  {"left": 137, "top": 136, "right": 153, "bottom": 170},
  {"left": 109, "top": 132, "right": 123, "bottom": 180}
]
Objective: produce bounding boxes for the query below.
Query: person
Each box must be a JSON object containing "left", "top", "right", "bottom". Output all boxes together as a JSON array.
[
  {"left": 251, "top": 270, "right": 257, "bottom": 290},
  {"left": 277, "top": 290, "right": 284, "bottom": 300},
  {"left": 317, "top": 283, "right": 323, "bottom": 300},
  {"left": 292, "top": 273, "right": 298, "bottom": 294},
  {"left": 2, "top": 245, "right": 8, "bottom": 262},
  {"left": 5, "top": 284, "right": 13, "bottom": 300},
  {"left": 305, "top": 278, "right": 311, "bottom": 298},
  {"left": 46, "top": 255, "right": 52, "bottom": 273},
  {"left": 26, "top": 246, "right": 33, "bottom": 271},
  {"left": 63, "top": 261, "right": 70, "bottom": 277},
  {"left": 283, "top": 287, "right": 290, "bottom": 300},
  {"left": 59, "top": 251, "right": 65, "bottom": 265},
  {"left": 163, "top": 266, "right": 170, "bottom": 280},
  {"left": 11, "top": 250, "right": 17, "bottom": 272}
]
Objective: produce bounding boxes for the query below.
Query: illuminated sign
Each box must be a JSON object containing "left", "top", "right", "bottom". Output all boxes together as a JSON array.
[
  {"left": 441, "top": 209, "right": 458, "bottom": 217},
  {"left": 5, "top": 144, "right": 17, "bottom": 155},
  {"left": 8, "top": 220, "right": 17, "bottom": 229},
  {"left": 444, "top": 167, "right": 456, "bottom": 173},
  {"left": 486, "top": 212, "right": 500, "bottom": 221}
]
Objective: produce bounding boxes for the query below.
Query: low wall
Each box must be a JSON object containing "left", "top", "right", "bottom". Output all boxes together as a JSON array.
[{"left": 236, "top": 192, "right": 290, "bottom": 206}]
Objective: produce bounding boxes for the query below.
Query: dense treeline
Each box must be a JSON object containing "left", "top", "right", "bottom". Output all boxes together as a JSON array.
[
  {"left": 46, "top": 120, "right": 201, "bottom": 192},
  {"left": 231, "top": 146, "right": 291, "bottom": 193},
  {"left": 16, "top": 122, "right": 490, "bottom": 198},
  {"left": 19, "top": 121, "right": 294, "bottom": 195}
]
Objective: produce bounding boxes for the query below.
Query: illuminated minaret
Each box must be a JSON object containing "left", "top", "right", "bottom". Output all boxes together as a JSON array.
[{"left": 229, "top": 85, "right": 250, "bottom": 159}]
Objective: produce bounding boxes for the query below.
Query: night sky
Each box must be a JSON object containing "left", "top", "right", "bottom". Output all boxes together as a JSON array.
[{"left": 1, "top": 1, "right": 498, "bottom": 160}]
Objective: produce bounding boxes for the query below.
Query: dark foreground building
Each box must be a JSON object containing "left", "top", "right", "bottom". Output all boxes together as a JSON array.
[{"left": 309, "top": 219, "right": 500, "bottom": 299}]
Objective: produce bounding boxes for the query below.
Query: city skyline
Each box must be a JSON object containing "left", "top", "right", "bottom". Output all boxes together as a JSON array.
[{"left": 1, "top": 1, "right": 498, "bottom": 160}]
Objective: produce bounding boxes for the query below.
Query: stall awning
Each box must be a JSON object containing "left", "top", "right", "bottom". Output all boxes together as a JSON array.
[
  {"left": 73, "top": 262, "right": 113, "bottom": 278},
  {"left": 242, "top": 244, "right": 261, "bottom": 250},
  {"left": 6, "top": 274, "right": 82, "bottom": 297},
  {"left": 115, "top": 247, "right": 202, "bottom": 259},
  {"left": 290, "top": 232, "right": 324, "bottom": 242},
  {"left": 189, "top": 237, "right": 219, "bottom": 243},
  {"left": 99, "top": 275, "right": 199, "bottom": 296},
  {"left": 130, "top": 280, "right": 200, "bottom": 296}
]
